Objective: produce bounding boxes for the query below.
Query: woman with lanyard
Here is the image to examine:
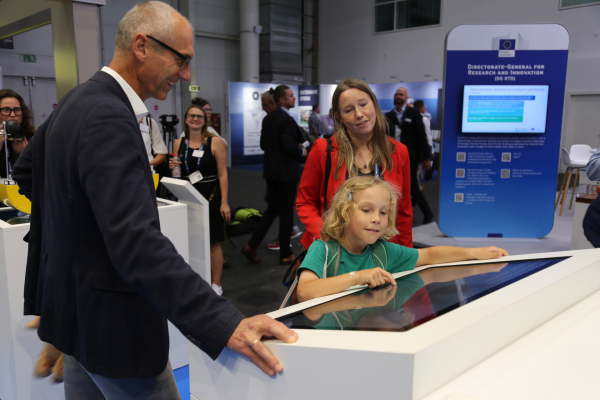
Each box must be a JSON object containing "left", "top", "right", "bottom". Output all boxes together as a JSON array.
[
  {"left": 170, "top": 105, "right": 230, "bottom": 295},
  {"left": 296, "top": 78, "right": 414, "bottom": 250}
]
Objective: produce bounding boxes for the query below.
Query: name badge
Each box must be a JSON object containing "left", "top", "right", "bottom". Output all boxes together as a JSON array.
[
  {"left": 139, "top": 124, "right": 149, "bottom": 133},
  {"left": 404, "top": 118, "right": 412, "bottom": 123},
  {"left": 189, "top": 171, "right": 203, "bottom": 184},
  {"left": 193, "top": 150, "right": 204, "bottom": 158}
]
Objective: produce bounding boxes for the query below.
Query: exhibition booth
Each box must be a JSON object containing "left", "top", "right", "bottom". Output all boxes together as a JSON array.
[{"left": 4, "top": 21, "right": 600, "bottom": 400}]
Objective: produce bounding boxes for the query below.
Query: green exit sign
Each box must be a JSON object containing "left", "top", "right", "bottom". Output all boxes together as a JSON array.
[
  {"left": 19, "top": 54, "right": 36, "bottom": 63},
  {"left": 189, "top": 85, "right": 200, "bottom": 92}
]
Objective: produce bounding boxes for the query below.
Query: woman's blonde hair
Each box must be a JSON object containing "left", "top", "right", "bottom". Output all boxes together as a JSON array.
[
  {"left": 321, "top": 176, "right": 400, "bottom": 242},
  {"left": 332, "top": 78, "right": 394, "bottom": 180},
  {"left": 183, "top": 105, "right": 214, "bottom": 144}
]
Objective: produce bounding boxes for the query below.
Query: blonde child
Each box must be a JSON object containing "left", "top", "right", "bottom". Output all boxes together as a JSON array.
[{"left": 297, "top": 176, "right": 508, "bottom": 303}]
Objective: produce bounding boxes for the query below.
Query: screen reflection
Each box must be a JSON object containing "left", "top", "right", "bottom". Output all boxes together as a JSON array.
[{"left": 276, "top": 258, "right": 567, "bottom": 332}]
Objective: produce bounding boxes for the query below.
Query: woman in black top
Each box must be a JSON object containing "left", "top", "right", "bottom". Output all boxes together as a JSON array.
[{"left": 170, "top": 105, "right": 230, "bottom": 296}]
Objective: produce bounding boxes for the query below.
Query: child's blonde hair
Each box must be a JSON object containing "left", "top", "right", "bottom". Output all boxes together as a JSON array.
[{"left": 321, "top": 176, "right": 400, "bottom": 241}]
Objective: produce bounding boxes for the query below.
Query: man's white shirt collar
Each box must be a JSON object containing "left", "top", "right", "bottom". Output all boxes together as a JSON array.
[
  {"left": 101, "top": 66, "right": 148, "bottom": 117},
  {"left": 278, "top": 107, "right": 291, "bottom": 116}
]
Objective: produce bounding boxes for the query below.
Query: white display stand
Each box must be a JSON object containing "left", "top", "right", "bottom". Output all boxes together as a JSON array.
[
  {"left": 189, "top": 249, "right": 600, "bottom": 400},
  {"left": 161, "top": 178, "right": 211, "bottom": 282},
  {"left": 0, "top": 196, "right": 202, "bottom": 400},
  {"left": 421, "top": 287, "right": 600, "bottom": 399}
]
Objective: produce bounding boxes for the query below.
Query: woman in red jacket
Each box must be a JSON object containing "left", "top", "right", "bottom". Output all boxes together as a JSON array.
[{"left": 297, "top": 78, "right": 413, "bottom": 250}]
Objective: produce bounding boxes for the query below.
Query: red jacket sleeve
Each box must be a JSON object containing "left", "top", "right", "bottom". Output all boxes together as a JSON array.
[
  {"left": 388, "top": 140, "right": 414, "bottom": 248},
  {"left": 297, "top": 138, "right": 327, "bottom": 249}
]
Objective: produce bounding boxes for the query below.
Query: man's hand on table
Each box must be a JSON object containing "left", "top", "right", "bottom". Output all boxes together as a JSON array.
[{"left": 227, "top": 315, "right": 298, "bottom": 376}]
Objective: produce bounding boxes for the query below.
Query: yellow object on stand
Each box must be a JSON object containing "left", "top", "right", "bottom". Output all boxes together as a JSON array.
[
  {"left": 0, "top": 182, "right": 31, "bottom": 214},
  {"left": 0, "top": 174, "right": 158, "bottom": 215}
]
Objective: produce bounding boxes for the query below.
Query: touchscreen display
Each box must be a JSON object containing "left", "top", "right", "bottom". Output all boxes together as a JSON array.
[
  {"left": 461, "top": 85, "right": 550, "bottom": 134},
  {"left": 276, "top": 257, "right": 567, "bottom": 332}
]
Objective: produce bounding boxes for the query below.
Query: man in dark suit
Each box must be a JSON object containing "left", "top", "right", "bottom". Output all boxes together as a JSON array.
[
  {"left": 385, "top": 87, "right": 434, "bottom": 224},
  {"left": 12, "top": 2, "right": 297, "bottom": 397},
  {"left": 242, "top": 85, "right": 308, "bottom": 265}
]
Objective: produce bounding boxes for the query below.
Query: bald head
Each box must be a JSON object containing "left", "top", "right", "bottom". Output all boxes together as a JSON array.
[
  {"left": 109, "top": 1, "right": 194, "bottom": 102},
  {"left": 115, "top": 1, "right": 192, "bottom": 57},
  {"left": 394, "top": 87, "right": 408, "bottom": 110}
]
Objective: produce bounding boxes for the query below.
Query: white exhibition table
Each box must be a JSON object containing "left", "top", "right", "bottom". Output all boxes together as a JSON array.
[
  {"left": 0, "top": 177, "right": 211, "bottom": 400},
  {"left": 190, "top": 249, "right": 600, "bottom": 400}
]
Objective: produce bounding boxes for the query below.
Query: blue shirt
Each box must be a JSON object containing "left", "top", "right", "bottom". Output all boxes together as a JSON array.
[{"left": 587, "top": 148, "right": 600, "bottom": 180}]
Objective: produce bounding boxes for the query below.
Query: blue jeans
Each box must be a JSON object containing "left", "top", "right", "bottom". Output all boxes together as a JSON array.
[{"left": 63, "top": 354, "right": 181, "bottom": 400}]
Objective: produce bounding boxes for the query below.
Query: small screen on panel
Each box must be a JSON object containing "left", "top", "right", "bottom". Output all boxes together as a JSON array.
[
  {"left": 461, "top": 85, "right": 550, "bottom": 134},
  {"left": 276, "top": 257, "right": 567, "bottom": 332}
]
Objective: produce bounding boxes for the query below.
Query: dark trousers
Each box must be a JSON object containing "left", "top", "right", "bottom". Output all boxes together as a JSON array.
[
  {"left": 64, "top": 355, "right": 180, "bottom": 400},
  {"left": 410, "top": 162, "right": 433, "bottom": 222},
  {"left": 249, "top": 180, "right": 296, "bottom": 258}
]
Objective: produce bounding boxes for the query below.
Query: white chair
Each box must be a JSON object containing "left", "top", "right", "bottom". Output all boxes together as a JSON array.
[{"left": 556, "top": 144, "right": 592, "bottom": 216}]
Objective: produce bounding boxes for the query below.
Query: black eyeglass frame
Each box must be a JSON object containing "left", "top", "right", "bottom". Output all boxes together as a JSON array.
[
  {"left": 0, "top": 107, "right": 22, "bottom": 116},
  {"left": 146, "top": 35, "right": 191, "bottom": 70}
]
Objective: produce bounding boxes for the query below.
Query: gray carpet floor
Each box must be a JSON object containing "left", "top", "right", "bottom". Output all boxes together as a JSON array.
[{"left": 220, "top": 168, "right": 578, "bottom": 317}]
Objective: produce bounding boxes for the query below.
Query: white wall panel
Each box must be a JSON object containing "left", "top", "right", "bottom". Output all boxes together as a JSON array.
[
  {"left": 319, "top": 0, "right": 600, "bottom": 95},
  {"left": 194, "top": 2, "right": 239, "bottom": 36},
  {"left": 193, "top": 36, "right": 240, "bottom": 133},
  {"left": 0, "top": 25, "right": 55, "bottom": 78}
]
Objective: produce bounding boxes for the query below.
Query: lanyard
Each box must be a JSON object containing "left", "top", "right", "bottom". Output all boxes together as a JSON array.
[
  {"left": 374, "top": 163, "right": 380, "bottom": 179},
  {"left": 184, "top": 140, "right": 203, "bottom": 175}
]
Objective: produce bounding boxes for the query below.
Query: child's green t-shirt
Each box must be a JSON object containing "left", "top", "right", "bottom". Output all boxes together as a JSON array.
[{"left": 297, "top": 239, "right": 419, "bottom": 279}]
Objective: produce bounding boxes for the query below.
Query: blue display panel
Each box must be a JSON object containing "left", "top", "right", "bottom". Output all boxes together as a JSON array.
[
  {"left": 276, "top": 257, "right": 567, "bottom": 331},
  {"left": 439, "top": 25, "right": 569, "bottom": 238}
]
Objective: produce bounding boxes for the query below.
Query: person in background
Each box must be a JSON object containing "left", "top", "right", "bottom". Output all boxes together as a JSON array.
[
  {"left": 242, "top": 85, "right": 307, "bottom": 264},
  {"left": 308, "top": 104, "right": 325, "bottom": 140},
  {"left": 320, "top": 107, "right": 335, "bottom": 138},
  {"left": 187, "top": 97, "right": 231, "bottom": 268},
  {"left": 260, "top": 89, "right": 303, "bottom": 252},
  {"left": 296, "top": 78, "right": 413, "bottom": 251},
  {"left": 412, "top": 100, "right": 433, "bottom": 158},
  {"left": 412, "top": 100, "right": 434, "bottom": 192},
  {"left": 139, "top": 114, "right": 168, "bottom": 170},
  {"left": 180, "top": 97, "right": 227, "bottom": 148},
  {"left": 171, "top": 106, "right": 230, "bottom": 295},
  {"left": 261, "top": 90, "right": 277, "bottom": 114},
  {"left": 13, "top": 2, "right": 297, "bottom": 396},
  {"left": 0, "top": 89, "right": 35, "bottom": 178},
  {"left": 385, "top": 87, "right": 434, "bottom": 225},
  {"left": 583, "top": 149, "right": 600, "bottom": 247}
]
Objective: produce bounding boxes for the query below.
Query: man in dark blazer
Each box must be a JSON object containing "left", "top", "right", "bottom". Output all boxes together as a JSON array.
[
  {"left": 242, "top": 85, "right": 308, "bottom": 264},
  {"left": 385, "top": 87, "right": 434, "bottom": 224},
  {"left": 12, "top": 2, "right": 297, "bottom": 397}
]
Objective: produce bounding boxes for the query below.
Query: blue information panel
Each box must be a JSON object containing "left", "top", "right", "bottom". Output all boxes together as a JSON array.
[{"left": 439, "top": 25, "right": 569, "bottom": 238}]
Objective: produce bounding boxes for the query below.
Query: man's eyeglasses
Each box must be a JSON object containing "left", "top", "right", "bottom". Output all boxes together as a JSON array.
[
  {"left": 146, "top": 35, "right": 191, "bottom": 70},
  {"left": 0, "top": 107, "right": 22, "bottom": 116},
  {"left": 188, "top": 114, "right": 205, "bottom": 120}
]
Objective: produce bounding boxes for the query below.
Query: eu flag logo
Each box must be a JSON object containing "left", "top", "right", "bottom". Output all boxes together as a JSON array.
[{"left": 499, "top": 39, "right": 516, "bottom": 50}]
